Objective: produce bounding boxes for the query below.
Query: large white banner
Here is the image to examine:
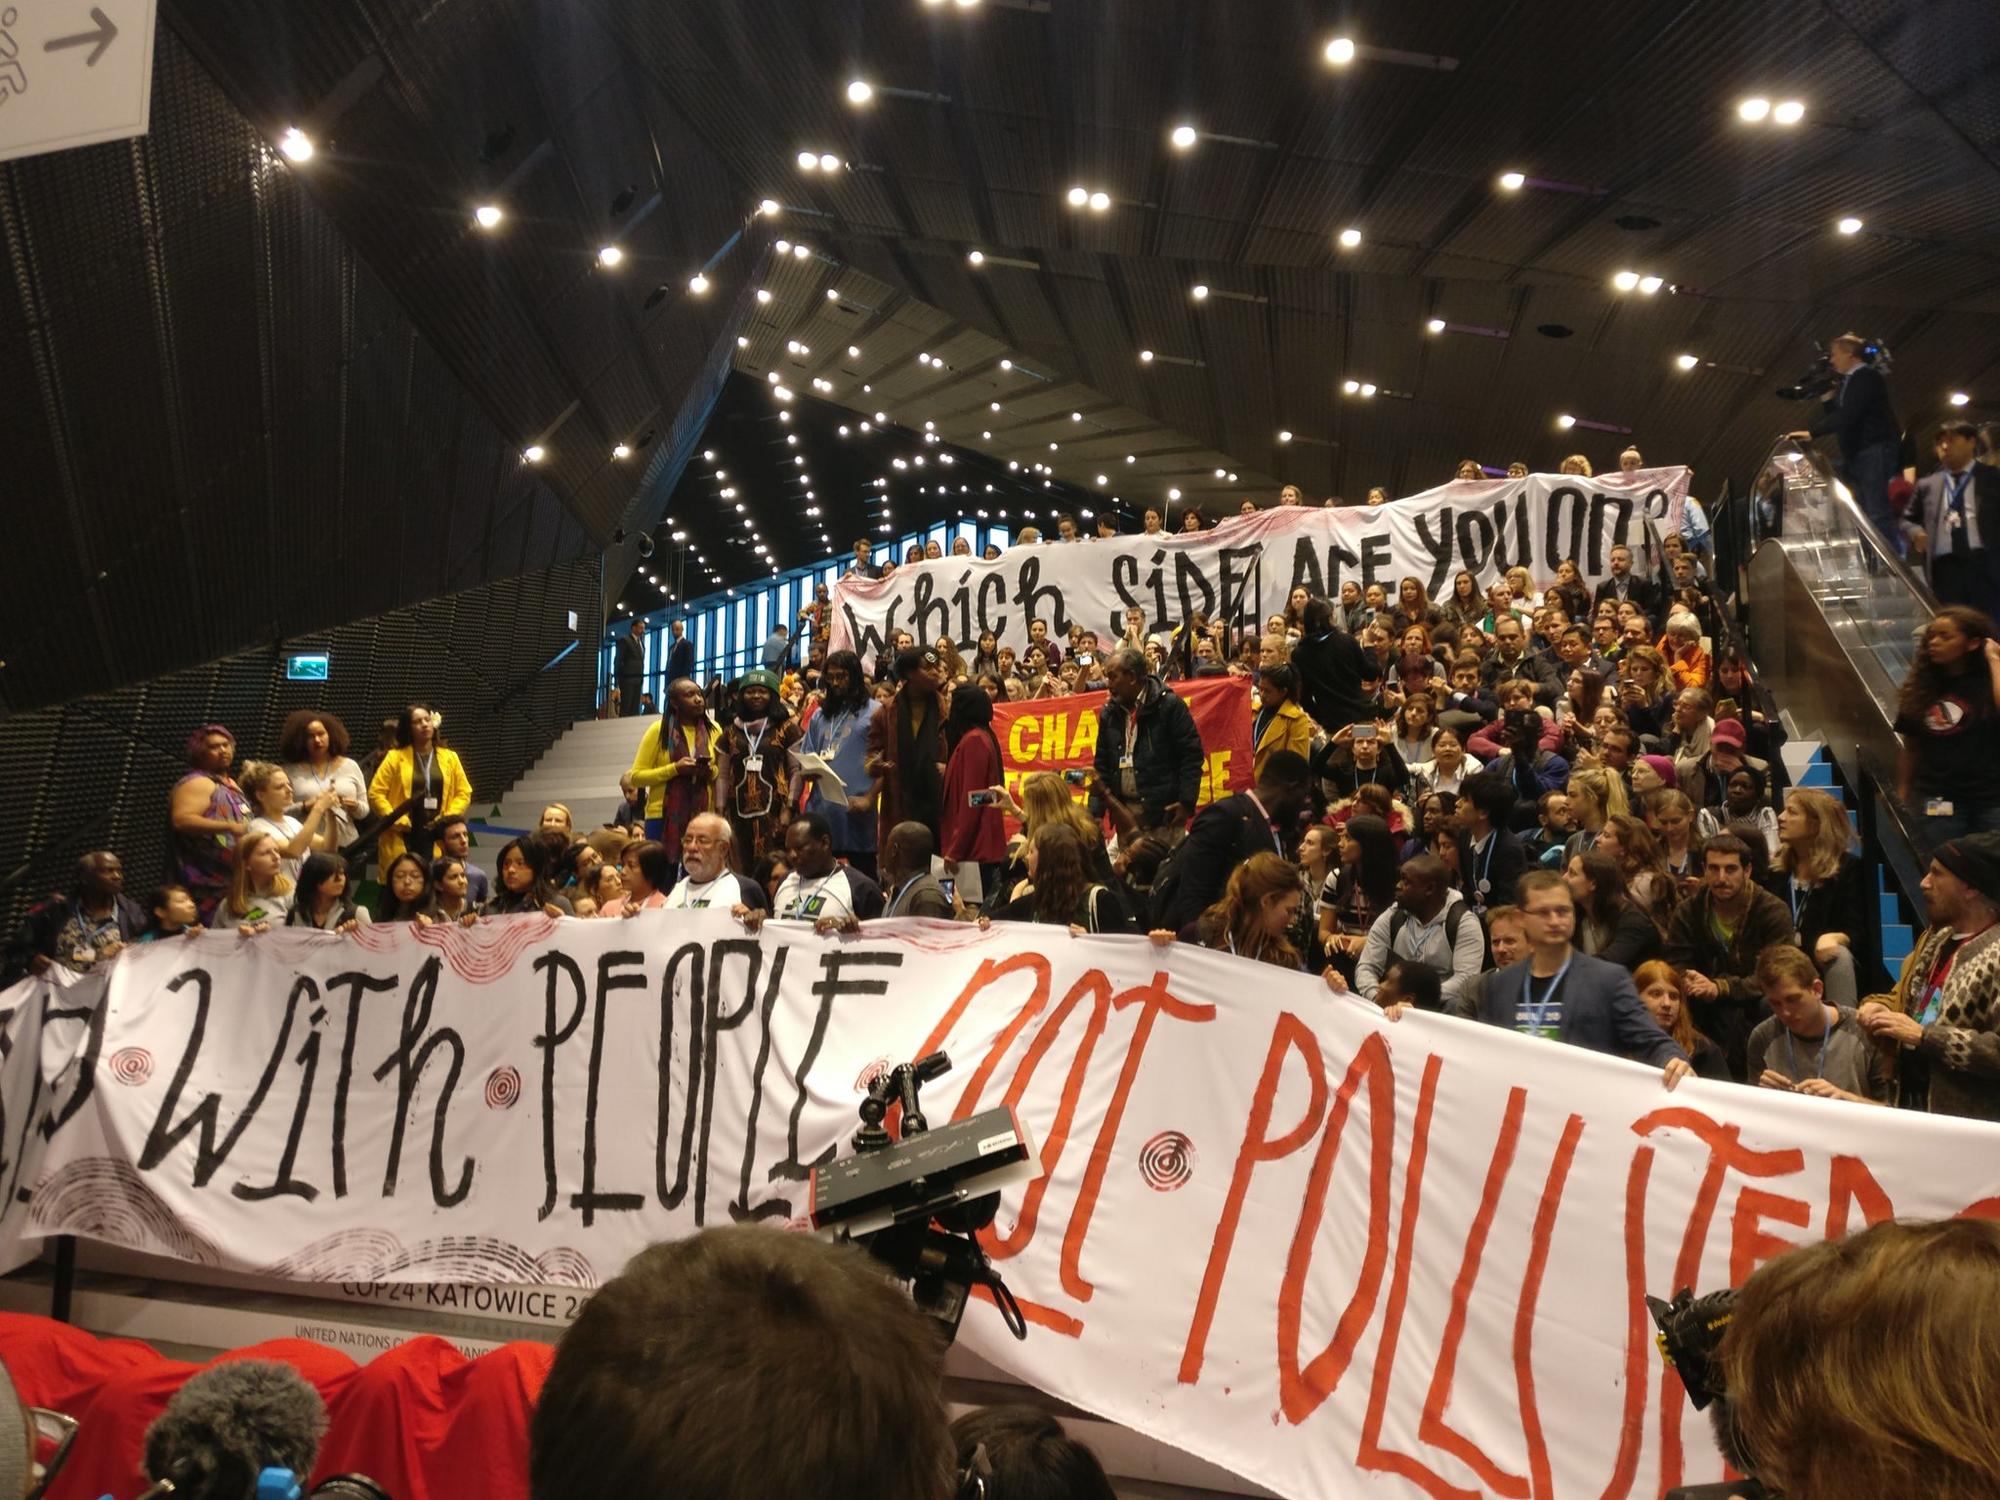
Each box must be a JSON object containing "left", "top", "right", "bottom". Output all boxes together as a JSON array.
[
  {"left": 6, "top": 909, "right": 1996, "bottom": 1499},
  {"left": 831, "top": 468, "right": 1689, "bottom": 661}
]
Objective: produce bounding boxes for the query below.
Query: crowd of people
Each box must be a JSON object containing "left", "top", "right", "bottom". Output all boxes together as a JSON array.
[{"left": 10, "top": 473, "right": 2000, "bottom": 1125}]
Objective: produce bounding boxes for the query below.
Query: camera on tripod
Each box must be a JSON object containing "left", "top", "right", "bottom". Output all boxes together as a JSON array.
[
  {"left": 808, "top": 1051, "right": 1039, "bottom": 1344},
  {"left": 1648, "top": 1286, "right": 1768, "bottom": 1500}
]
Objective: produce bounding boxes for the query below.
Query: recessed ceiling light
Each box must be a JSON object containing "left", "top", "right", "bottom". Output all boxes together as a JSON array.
[
  {"left": 1772, "top": 99, "right": 1805, "bottom": 125},
  {"left": 999, "top": 359, "right": 1012, "bottom": 370},
  {"left": 847, "top": 80, "right": 874, "bottom": 105},
  {"left": 758, "top": 198, "right": 780, "bottom": 216},
  {"left": 967, "top": 249, "right": 985, "bottom": 265},
  {"left": 522, "top": 444, "right": 546, "bottom": 463},
  {"left": 1426, "top": 317, "right": 1446, "bottom": 334},
  {"left": 1171, "top": 124, "right": 1198, "bottom": 150},
  {"left": 688, "top": 273, "right": 710, "bottom": 294},
  {"left": 278, "top": 126, "right": 314, "bottom": 162},
  {"left": 847, "top": 344, "right": 861, "bottom": 357},
  {"left": 1337, "top": 227, "right": 1362, "bottom": 249},
  {"left": 736, "top": 335, "right": 749, "bottom": 347},
  {"left": 1169, "top": 487, "right": 1182, "bottom": 500},
  {"left": 792, "top": 242, "right": 810, "bottom": 259},
  {"left": 1342, "top": 379, "right": 1360, "bottom": 394},
  {"left": 1191, "top": 284, "right": 1209, "bottom": 300},
  {"left": 1612, "top": 270, "right": 1640, "bottom": 291},
  {"left": 1139, "top": 349, "right": 1155, "bottom": 363},
  {"left": 1637, "top": 275, "right": 1663, "bottom": 294},
  {"left": 613, "top": 443, "right": 631, "bottom": 459},
  {"left": 1557, "top": 413, "right": 1577, "bottom": 429},
  {"left": 474, "top": 204, "right": 503, "bottom": 229},
  {"left": 1950, "top": 391, "right": 1972, "bottom": 407},
  {"left": 1497, "top": 171, "right": 1525, "bottom": 192},
  {"left": 1277, "top": 430, "right": 1293, "bottom": 443},
  {"left": 1324, "top": 36, "right": 1356, "bottom": 66},
  {"left": 1089, "top": 191, "right": 1111, "bottom": 212},
  {"left": 1837, "top": 215, "right": 1863, "bottom": 235},
  {"left": 1737, "top": 97, "right": 1771, "bottom": 122},
  {"left": 756, "top": 289, "right": 772, "bottom": 303},
  {"left": 819, "top": 153, "right": 841, "bottom": 172},
  {"left": 1214, "top": 468, "right": 1226, "bottom": 478},
  {"left": 1675, "top": 353, "right": 1700, "bottom": 371},
  {"left": 1067, "top": 186, "right": 1089, "bottom": 207},
  {"left": 797, "top": 151, "right": 818, "bottom": 170},
  {"left": 598, "top": 245, "right": 624, "bottom": 267}
]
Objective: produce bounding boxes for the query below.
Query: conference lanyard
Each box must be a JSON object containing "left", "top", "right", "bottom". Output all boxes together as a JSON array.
[
  {"left": 1785, "top": 1016, "right": 1832, "bottom": 1081},
  {"left": 786, "top": 872, "right": 850, "bottom": 920},
  {"left": 1475, "top": 835, "right": 1498, "bottom": 897},
  {"left": 1788, "top": 876, "right": 1810, "bottom": 929},
  {"left": 1521, "top": 952, "right": 1574, "bottom": 1038},
  {"left": 1948, "top": 471, "right": 1971, "bottom": 535},
  {"left": 1245, "top": 791, "right": 1283, "bottom": 855},
  {"left": 415, "top": 750, "right": 436, "bottom": 797},
  {"left": 1919, "top": 935, "right": 1972, "bottom": 1025}
]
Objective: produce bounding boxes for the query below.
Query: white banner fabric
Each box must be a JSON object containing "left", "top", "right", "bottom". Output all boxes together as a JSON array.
[
  {"left": 6, "top": 908, "right": 1997, "bottom": 1500},
  {"left": 829, "top": 467, "right": 1689, "bottom": 661}
]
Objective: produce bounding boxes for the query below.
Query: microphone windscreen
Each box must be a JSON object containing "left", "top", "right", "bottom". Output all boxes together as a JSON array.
[{"left": 144, "top": 1359, "right": 328, "bottom": 1500}]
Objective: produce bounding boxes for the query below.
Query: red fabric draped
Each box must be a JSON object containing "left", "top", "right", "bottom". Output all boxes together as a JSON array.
[{"left": 0, "top": 1313, "right": 550, "bottom": 1500}]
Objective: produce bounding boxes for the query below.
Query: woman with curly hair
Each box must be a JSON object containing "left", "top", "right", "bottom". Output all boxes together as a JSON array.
[
  {"left": 279, "top": 707, "right": 368, "bottom": 852},
  {"left": 1895, "top": 605, "right": 2000, "bottom": 854},
  {"left": 992, "top": 822, "right": 1133, "bottom": 933}
]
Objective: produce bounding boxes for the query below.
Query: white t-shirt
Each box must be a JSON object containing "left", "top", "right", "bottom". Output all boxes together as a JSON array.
[
  {"left": 248, "top": 814, "right": 306, "bottom": 884},
  {"left": 661, "top": 871, "right": 746, "bottom": 911},
  {"left": 772, "top": 868, "right": 869, "bottom": 922}
]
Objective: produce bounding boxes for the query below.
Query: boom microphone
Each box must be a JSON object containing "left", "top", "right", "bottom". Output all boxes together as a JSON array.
[{"left": 139, "top": 1360, "right": 327, "bottom": 1500}]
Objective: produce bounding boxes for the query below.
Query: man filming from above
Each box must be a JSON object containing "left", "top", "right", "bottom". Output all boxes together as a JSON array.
[{"left": 1787, "top": 333, "right": 1903, "bottom": 554}]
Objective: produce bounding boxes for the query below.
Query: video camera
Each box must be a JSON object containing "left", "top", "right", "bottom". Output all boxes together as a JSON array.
[
  {"left": 1648, "top": 1286, "right": 1769, "bottom": 1500},
  {"left": 1776, "top": 337, "right": 1890, "bottom": 402},
  {"left": 809, "top": 1052, "right": 1038, "bottom": 1344}
]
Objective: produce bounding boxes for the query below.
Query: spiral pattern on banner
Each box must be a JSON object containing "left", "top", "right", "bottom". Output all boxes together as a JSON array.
[
  {"left": 484, "top": 1065, "right": 522, "bottom": 1110},
  {"left": 1139, "top": 1130, "right": 1195, "bottom": 1192},
  {"left": 108, "top": 1047, "right": 153, "bottom": 1087}
]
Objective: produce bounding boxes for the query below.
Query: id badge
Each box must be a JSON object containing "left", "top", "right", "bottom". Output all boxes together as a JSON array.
[
  {"left": 1119, "top": 746, "right": 1136, "bottom": 770},
  {"left": 1926, "top": 798, "right": 1955, "bottom": 817},
  {"left": 743, "top": 755, "right": 764, "bottom": 775},
  {"left": 71, "top": 946, "right": 94, "bottom": 965},
  {"left": 423, "top": 795, "right": 441, "bottom": 813}
]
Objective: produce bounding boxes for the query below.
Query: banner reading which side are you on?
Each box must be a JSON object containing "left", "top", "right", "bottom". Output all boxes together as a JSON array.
[{"left": 4, "top": 913, "right": 1998, "bottom": 1499}]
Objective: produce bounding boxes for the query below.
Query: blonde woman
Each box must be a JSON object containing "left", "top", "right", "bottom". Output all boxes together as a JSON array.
[
  {"left": 987, "top": 771, "right": 1112, "bottom": 906},
  {"left": 214, "top": 831, "right": 294, "bottom": 932},
  {"left": 240, "top": 761, "right": 339, "bottom": 885},
  {"left": 1561, "top": 766, "right": 1629, "bottom": 864},
  {"left": 1768, "top": 787, "right": 1868, "bottom": 1005}
]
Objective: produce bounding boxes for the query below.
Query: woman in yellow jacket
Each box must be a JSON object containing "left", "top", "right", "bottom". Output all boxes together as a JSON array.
[
  {"left": 626, "top": 678, "right": 726, "bottom": 864},
  {"left": 369, "top": 702, "right": 472, "bottom": 868},
  {"left": 1253, "top": 664, "right": 1316, "bottom": 782}
]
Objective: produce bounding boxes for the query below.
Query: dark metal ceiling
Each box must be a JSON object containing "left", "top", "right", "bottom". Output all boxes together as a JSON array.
[{"left": 9, "top": 0, "right": 2000, "bottom": 710}]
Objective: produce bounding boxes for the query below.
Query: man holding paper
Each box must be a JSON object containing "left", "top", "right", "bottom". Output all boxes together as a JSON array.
[{"left": 795, "top": 650, "right": 881, "bottom": 879}]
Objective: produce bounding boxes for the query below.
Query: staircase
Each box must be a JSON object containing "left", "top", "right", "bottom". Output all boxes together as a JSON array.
[
  {"left": 480, "top": 715, "right": 654, "bottom": 835},
  {"left": 1781, "top": 732, "right": 1914, "bottom": 978}
]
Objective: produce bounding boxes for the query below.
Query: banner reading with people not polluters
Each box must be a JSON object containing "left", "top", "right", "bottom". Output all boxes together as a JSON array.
[
  {"left": 830, "top": 467, "right": 1690, "bottom": 662},
  {"left": 5, "top": 908, "right": 1998, "bottom": 1499}
]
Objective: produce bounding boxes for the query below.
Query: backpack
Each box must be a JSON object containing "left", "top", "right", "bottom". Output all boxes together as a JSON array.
[
  {"left": 1384, "top": 901, "right": 1473, "bottom": 967},
  {"left": 1144, "top": 845, "right": 1188, "bottom": 931}
]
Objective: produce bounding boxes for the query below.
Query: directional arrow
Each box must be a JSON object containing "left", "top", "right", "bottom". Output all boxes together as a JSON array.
[{"left": 43, "top": 7, "right": 119, "bottom": 67}]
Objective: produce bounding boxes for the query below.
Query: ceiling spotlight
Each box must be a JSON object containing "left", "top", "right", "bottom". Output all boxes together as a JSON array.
[
  {"left": 768, "top": 370, "right": 781, "bottom": 383},
  {"left": 968, "top": 249, "right": 985, "bottom": 265},
  {"left": 758, "top": 198, "right": 780, "bottom": 216},
  {"left": 819, "top": 153, "right": 842, "bottom": 172},
  {"left": 1168, "top": 487, "right": 1182, "bottom": 500},
  {"left": 990, "top": 401, "right": 1000, "bottom": 411},
  {"left": 775, "top": 238, "right": 791, "bottom": 253},
  {"left": 1950, "top": 391, "right": 1972, "bottom": 407},
  {"left": 1171, "top": 124, "right": 1199, "bottom": 150},
  {"left": 1772, "top": 99, "right": 1805, "bottom": 125},
  {"left": 1737, "top": 97, "right": 1771, "bottom": 122},
  {"left": 875, "top": 411, "right": 887, "bottom": 422},
  {"left": 1675, "top": 353, "right": 1700, "bottom": 371},
  {"left": 1337, "top": 227, "right": 1362, "bottom": 249},
  {"left": 598, "top": 245, "right": 624, "bottom": 267},
  {"left": 756, "top": 288, "right": 773, "bottom": 303},
  {"left": 522, "top": 444, "right": 546, "bottom": 463},
  {"left": 736, "top": 335, "right": 749, "bottom": 347},
  {"left": 1556, "top": 413, "right": 1577, "bottom": 429},
  {"left": 847, "top": 79, "right": 874, "bottom": 105},
  {"left": 474, "top": 204, "right": 503, "bottom": 229},
  {"left": 1096, "top": 474, "right": 1108, "bottom": 486},
  {"left": 1837, "top": 215, "right": 1864, "bottom": 235},
  {"left": 1341, "top": 379, "right": 1360, "bottom": 394},
  {"left": 704, "top": 450, "right": 715, "bottom": 460},
  {"left": 1497, "top": 171, "right": 1525, "bottom": 191},
  {"left": 1358, "top": 385, "right": 1376, "bottom": 398},
  {"left": 1277, "top": 430, "right": 1293, "bottom": 443},
  {"left": 1089, "top": 191, "right": 1111, "bottom": 212},
  {"left": 999, "top": 359, "right": 1013, "bottom": 370},
  {"left": 1066, "top": 186, "right": 1088, "bottom": 207},
  {"left": 1191, "top": 283, "right": 1210, "bottom": 300},
  {"left": 1125, "top": 454, "right": 1135, "bottom": 463},
  {"left": 1637, "top": 275, "right": 1663, "bottom": 294},
  {"left": 688, "top": 273, "right": 710, "bottom": 294},
  {"left": 278, "top": 126, "right": 314, "bottom": 162},
  {"left": 1071, "top": 411, "right": 1083, "bottom": 422},
  {"left": 1214, "top": 468, "right": 1226, "bottom": 478},
  {"left": 1426, "top": 317, "right": 1447, "bottom": 334},
  {"left": 792, "top": 242, "right": 810, "bottom": 259},
  {"left": 1612, "top": 270, "right": 1641, "bottom": 291},
  {"left": 612, "top": 443, "right": 631, "bottom": 459},
  {"left": 847, "top": 344, "right": 861, "bottom": 357},
  {"left": 1324, "top": 36, "right": 1356, "bottom": 66},
  {"left": 1139, "top": 349, "right": 1155, "bottom": 363},
  {"left": 825, "top": 289, "right": 839, "bottom": 302},
  {"left": 797, "top": 151, "right": 818, "bottom": 170}
]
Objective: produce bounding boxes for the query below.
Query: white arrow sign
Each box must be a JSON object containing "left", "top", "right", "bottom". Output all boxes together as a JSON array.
[{"left": 0, "top": 0, "right": 157, "bottom": 165}]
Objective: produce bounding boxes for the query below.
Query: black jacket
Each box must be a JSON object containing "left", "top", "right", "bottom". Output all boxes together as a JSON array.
[
  {"left": 1591, "top": 574, "right": 1662, "bottom": 621},
  {"left": 1809, "top": 361, "right": 1900, "bottom": 455},
  {"left": 1579, "top": 902, "right": 1664, "bottom": 970},
  {"left": 1291, "top": 627, "right": 1377, "bottom": 736},
  {"left": 1466, "top": 828, "right": 1528, "bottom": 913},
  {"left": 1158, "top": 792, "right": 1282, "bottom": 930},
  {"left": 1761, "top": 854, "right": 1878, "bottom": 988},
  {"left": 665, "top": 634, "right": 695, "bottom": 684},
  {"left": 1090, "top": 681, "right": 1205, "bottom": 824},
  {"left": 614, "top": 633, "right": 644, "bottom": 681},
  {"left": 1482, "top": 649, "right": 1563, "bottom": 705}
]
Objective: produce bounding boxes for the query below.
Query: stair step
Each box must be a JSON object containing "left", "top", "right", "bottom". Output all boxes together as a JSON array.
[
  {"left": 1880, "top": 893, "right": 1901, "bottom": 926},
  {"left": 1797, "top": 763, "right": 1837, "bottom": 789}
]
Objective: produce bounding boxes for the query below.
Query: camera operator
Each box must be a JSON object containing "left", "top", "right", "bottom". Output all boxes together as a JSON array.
[
  {"left": 1715, "top": 1217, "right": 2000, "bottom": 1499},
  {"left": 1787, "top": 333, "right": 1904, "bottom": 554},
  {"left": 530, "top": 1226, "right": 956, "bottom": 1500}
]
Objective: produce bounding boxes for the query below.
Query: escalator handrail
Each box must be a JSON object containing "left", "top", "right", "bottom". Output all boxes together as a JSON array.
[{"left": 1753, "top": 431, "right": 1940, "bottom": 612}]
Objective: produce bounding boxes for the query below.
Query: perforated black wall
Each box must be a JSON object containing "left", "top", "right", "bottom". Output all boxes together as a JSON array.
[{"left": 0, "top": 556, "right": 600, "bottom": 931}]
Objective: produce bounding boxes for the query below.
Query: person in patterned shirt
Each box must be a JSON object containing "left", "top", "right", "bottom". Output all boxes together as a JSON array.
[{"left": 719, "top": 668, "right": 801, "bottom": 868}]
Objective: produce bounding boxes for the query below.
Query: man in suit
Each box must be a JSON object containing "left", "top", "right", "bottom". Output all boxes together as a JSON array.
[
  {"left": 1155, "top": 750, "right": 1314, "bottom": 930},
  {"left": 1909, "top": 421, "right": 2000, "bottom": 616},
  {"left": 1789, "top": 332, "right": 1903, "bottom": 554},
  {"left": 1590, "top": 545, "right": 1660, "bottom": 622},
  {"left": 665, "top": 619, "right": 695, "bottom": 684},
  {"left": 615, "top": 617, "right": 646, "bottom": 718},
  {"left": 1455, "top": 770, "right": 1527, "bottom": 918},
  {"left": 1450, "top": 871, "right": 1692, "bottom": 1087},
  {"left": 880, "top": 821, "right": 954, "bottom": 919}
]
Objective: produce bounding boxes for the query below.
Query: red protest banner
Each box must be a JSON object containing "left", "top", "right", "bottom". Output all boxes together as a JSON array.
[{"left": 991, "top": 676, "right": 1254, "bottom": 812}]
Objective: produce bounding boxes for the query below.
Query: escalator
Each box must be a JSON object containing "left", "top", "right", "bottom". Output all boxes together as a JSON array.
[{"left": 1735, "top": 434, "right": 1938, "bottom": 915}]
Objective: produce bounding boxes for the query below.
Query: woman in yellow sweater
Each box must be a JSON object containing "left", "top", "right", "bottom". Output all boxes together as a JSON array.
[
  {"left": 627, "top": 678, "right": 726, "bottom": 866},
  {"left": 368, "top": 702, "right": 472, "bottom": 868}
]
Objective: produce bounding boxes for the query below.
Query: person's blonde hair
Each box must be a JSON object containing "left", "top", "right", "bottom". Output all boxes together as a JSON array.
[
  {"left": 1568, "top": 766, "right": 1629, "bottom": 825},
  {"left": 225, "top": 830, "right": 294, "bottom": 917},
  {"left": 1772, "top": 787, "right": 1854, "bottom": 886},
  {"left": 1559, "top": 453, "right": 1593, "bottom": 476},
  {"left": 1018, "top": 772, "right": 1098, "bottom": 846},
  {"left": 1719, "top": 1217, "right": 2000, "bottom": 1499},
  {"left": 239, "top": 760, "right": 287, "bottom": 808}
]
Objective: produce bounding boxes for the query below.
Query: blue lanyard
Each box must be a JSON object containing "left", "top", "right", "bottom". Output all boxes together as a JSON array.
[
  {"left": 1521, "top": 952, "right": 1574, "bottom": 1036},
  {"left": 1785, "top": 1013, "right": 1832, "bottom": 1080},
  {"left": 1475, "top": 835, "right": 1498, "bottom": 897},
  {"left": 1788, "top": 875, "right": 1808, "bottom": 928}
]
